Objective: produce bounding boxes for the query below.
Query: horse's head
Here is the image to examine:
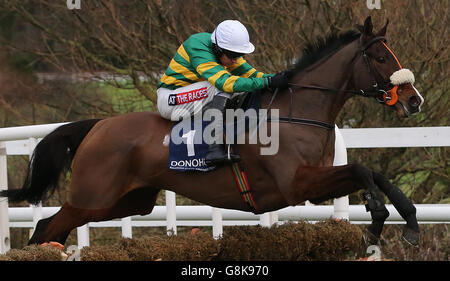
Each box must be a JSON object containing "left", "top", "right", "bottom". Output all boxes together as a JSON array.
[{"left": 353, "top": 16, "right": 424, "bottom": 118}]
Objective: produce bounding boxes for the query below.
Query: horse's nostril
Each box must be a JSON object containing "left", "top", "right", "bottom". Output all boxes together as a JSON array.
[{"left": 408, "top": 96, "right": 420, "bottom": 108}]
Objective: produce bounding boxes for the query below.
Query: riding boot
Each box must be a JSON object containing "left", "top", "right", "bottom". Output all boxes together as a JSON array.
[{"left": 205, "top": 93, "right": 240, "bottom": 166}]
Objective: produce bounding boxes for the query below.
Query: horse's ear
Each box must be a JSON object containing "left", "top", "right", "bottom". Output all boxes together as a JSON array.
[
  {"left": 376, "top": 19, "right": 389, "bottom": 37},
  {"left": 362, "top": 16, "right": 374, "bottom": 36}
]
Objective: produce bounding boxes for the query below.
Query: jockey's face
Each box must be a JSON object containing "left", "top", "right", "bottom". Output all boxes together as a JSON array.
[{"left": 220, "top": 53, "right": 239, "bottom": 68}]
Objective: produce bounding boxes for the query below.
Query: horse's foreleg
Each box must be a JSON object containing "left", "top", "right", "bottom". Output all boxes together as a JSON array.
[
  {"left": 360, "top": 186, "right": 390, "bottom": 244},
  {"left": 292, "top": 164, "right": 390, "bottom": 243},
  {"left": 292, "top": 164, "right": 376, "bottom": 203},
  {"left": 372, "top": 171, "right": 419, "bottom": 246}
]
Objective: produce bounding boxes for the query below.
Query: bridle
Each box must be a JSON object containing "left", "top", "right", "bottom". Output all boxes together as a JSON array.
[
  {"left": 290, "top": 35, "right": 397, "bottom": 103},
  {"left": 268, "top": 35, "right": 399, "bottom": 130},
  {"left": 358, "top": 35, "right": 397, "bottom": 104}
]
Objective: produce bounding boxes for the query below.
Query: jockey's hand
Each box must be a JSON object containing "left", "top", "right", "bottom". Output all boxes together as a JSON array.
[{"left": 268, "top": 72, "right": 290, "bottom": 89}]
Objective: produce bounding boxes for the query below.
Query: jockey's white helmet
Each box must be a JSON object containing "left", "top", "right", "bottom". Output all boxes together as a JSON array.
[{"left": 211, "top": 20, "right": 255, "bottom": 54}]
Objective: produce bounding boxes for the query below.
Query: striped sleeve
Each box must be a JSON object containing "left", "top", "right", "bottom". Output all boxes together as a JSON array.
[
  {"left": 190, "top": 54, "right": 268, "bottom": 93},
  {"left": 228, "top": 58, "right": 274, "bottom": 79}
]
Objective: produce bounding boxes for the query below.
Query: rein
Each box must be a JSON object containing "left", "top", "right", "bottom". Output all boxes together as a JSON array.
[
  {"left": 265, "top": 88, "right": 335, "bottom": 130},
  {"left": 267, "top": 35, "right": 398, "bottom": 130}
]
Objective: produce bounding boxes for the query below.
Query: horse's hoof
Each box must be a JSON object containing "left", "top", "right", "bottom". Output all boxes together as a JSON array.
[{"left": 402, "top": 227, "right": 419, "bottom": 247}]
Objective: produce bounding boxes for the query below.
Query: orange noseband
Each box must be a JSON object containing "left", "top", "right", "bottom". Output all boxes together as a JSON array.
[{"left": 383, "top": 85, "right": 398, "bottom": 106}]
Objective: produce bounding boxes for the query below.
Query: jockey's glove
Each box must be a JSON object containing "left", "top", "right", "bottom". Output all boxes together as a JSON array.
[{"left": 267, "top": 72, "right": 290, "bottom": 89}]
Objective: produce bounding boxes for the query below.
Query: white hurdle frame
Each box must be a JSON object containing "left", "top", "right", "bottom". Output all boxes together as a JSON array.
[{"left": 0, "top": 123, "right": 449, "bottom": 252}]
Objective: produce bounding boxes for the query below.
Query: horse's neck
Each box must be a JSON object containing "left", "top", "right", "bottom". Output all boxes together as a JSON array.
[{"left": 277, "top": 41, "right": 359, "bottom": 125}]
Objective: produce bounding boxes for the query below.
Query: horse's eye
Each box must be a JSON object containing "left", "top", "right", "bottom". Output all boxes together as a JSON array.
[{"left": 376, "top": 57, "right": 386, "bottom": 63}]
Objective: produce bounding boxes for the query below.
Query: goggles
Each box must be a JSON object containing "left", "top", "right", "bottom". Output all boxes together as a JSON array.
[{"left": 222, "top": 49, "right": 244, "bottom": 59}]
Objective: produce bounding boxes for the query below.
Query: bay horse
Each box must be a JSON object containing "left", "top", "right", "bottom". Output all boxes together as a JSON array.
[{"left": 2, "top": 17, "right": 424, "bottom": 247}]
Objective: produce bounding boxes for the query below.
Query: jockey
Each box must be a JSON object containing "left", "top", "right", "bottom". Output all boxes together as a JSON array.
[{"left": 157, "top": 20, "right": 289, "bottom": 166}]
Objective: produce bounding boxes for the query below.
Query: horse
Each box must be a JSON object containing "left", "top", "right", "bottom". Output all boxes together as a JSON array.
[{"left": 1, "top": 16, "right": 424, "bottom": 247}]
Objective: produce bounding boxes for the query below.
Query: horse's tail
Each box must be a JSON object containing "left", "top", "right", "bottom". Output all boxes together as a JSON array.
[{"left": 0, "top": 119, "right": 102, "bottom": 204}]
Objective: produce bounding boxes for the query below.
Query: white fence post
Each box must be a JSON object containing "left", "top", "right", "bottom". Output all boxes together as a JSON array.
[
  {"left": 121, "top": 217, "right": 132, "bottom": 239},
  {"left": 0, "top": 142, "right": 11, "bottom": 254},
  {"left": 212, "top": 208, "right": 223, "bottom": 239},
  {"left": 259, "top": 211, "right": 278, "bottom": 227},
  {"left": 333, "top": 126, "right": 349, "bottom": 220},
  {"left": 77, "top": 224, "right": 90, "bottom": 249},
  {"left": 270, "top": 211, "right": 278, "bottom": 225},
  {"left": 259, "top": 213, "right": 270, "bottom": 227},
  {"left": 166, "top": 190, "right": 177, "bottom": 235}
]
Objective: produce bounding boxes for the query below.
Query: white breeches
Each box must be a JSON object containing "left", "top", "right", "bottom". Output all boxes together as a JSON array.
[{"left": 157, "top": 81, "right": 222, "bottom": 121}]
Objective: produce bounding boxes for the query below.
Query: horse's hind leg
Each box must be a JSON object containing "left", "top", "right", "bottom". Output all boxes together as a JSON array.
[
  {"left": 29, "top": 187, "right": 160, "bottom": 246},
  {"left": 29, "top": 203, "right": 89, "bottom": 245}
]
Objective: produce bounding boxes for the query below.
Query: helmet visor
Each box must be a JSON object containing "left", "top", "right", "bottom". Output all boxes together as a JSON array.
[{"left": 222, "top": 49, "right": 244, "bottom": 59}]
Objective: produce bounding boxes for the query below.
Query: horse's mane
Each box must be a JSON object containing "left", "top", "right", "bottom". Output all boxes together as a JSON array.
[{"left": 292, "top": 30, "right": 361, "bottom": 75}]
